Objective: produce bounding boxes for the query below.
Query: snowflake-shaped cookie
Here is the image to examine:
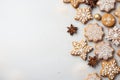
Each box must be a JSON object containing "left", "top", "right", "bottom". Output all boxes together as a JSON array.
[
  {"left": 75, "top": 7, "right": 93, "bottom": 24},
  {"left": 71, "top": 39, "right": 93, "bottom": 60},
  {"left": 85, "top": 73, "right": 101, "bottom": 80},
  {"left": 84, "top": 23, "right": 104, "bottom": 42},
  {"left": 95, "top": 42, "right": 114, "bottom": 60},
  {"left": 63, "top": 0, "right": 85, "bottom": 8},
  {"left": 114, "top": 7, "right": 120, "bottom": 24},
  {"left": 106, "top": 26, "right": 120, "bottom": 46},
  {"left": 100, "top": 59, "right": 120, "bottom": 80},
  {"left": 97, "top": 0, "right": 116, "bottom": 12}
]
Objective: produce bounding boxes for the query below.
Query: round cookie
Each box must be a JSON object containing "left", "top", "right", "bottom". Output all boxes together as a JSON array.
[{"left": 102, "top": 13, "right": 115, "bottom": 27}]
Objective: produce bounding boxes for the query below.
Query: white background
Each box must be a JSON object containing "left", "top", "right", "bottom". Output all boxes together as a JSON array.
[{"left": 0, "top": 0, "right": 119, "bottom": 80}]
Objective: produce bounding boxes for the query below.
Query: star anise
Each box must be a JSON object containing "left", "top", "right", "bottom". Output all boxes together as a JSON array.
[
  {"left": 88, "top": 56, "right": 98, "bottom": 67},
  {"left": 85, "top": 0, "right": 98, "bottom": 8},
  {"left": 67, "top": 24, "right": 78, "bottom": 36}
]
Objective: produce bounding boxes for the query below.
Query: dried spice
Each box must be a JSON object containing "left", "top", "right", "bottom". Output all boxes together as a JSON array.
[
  {"left": 88, "top": 56, "right": 98, "bottom": 67},
  {"left": 67, "top": 24, "right": 78, "bottom": 36},
  {"left": 86, "top": 0, "right": 98, "bottom": 8}
]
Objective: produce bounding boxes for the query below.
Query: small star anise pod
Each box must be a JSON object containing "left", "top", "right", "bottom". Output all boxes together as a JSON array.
[
  {"left": 85, "top": 0, "right": 98, "bottom": 8},
  {"left": 67, "top": 24, "right": 78, "bottom": 36},
  {"left": 88, "top": 56, "right": 98, "bottom": 67}
]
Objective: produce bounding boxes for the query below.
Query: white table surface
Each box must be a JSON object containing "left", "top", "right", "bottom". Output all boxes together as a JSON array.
[{"left": 0, "top": 0, "right": 119, "bottom": 80}]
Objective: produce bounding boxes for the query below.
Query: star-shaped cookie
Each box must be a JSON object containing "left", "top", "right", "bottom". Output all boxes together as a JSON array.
[
  {"left": 100, "top": 59, "right": 120, "bottom": 80},
  {"left": 75, "top": 7, "right": 93, "bottom": 24},
  {"left": 85, "top": 73, "right": 101, "bottom": 80},
  {"left": 97, "top": 0, "right": 116, "bottom": 12},
  {"left": 114, "top": 7, "right": 120, "bottom": 24},
  {"left": 71, "top": 39, "right": 93, "bottom": 60},
  {"left": 95, "top": 42, "right": 114, "bottom": 60},
  {"left": 106, "top": 26, "right": 120, "bottom": 46},
  {"left": 63, "top": 0, "right": 85, "bottom": 8}
]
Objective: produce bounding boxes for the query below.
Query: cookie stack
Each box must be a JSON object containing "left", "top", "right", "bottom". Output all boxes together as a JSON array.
[{"left": 64, "top": 0, "right": 120, "bottom": 80}]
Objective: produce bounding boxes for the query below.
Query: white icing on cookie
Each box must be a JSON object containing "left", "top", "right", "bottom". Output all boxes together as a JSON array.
[
  {"left": 97, "top": 0, "right": 116, "bottom": 12},
  {"left": 95, "top": 42, "right": 114, "bottom": 60},
  {"left": 85, "top": 73, "right": 101, "bottom": 80},
  {"left": 106, "top": 26, "right": 120, "bottom": 46},
  {"left": 101, "top": 59, "right": 120, "bottom": 80},
  {"left": 75, "top": 7, "right": 93, "bottom": 24},
  {"left": 71, "top": 39, "right": 93, "bottom": 60},
  {"left": 84, "top": 23, "right": 104, "bottom": 42}
]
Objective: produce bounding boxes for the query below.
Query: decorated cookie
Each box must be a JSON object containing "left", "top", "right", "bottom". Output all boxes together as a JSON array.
[
  {"left": 85, "top": 73, "right": 101, "bottom": 80},
  {"left": 97, "top": 0, "right": 116, "bottom": 12},
  {"left": 88, "top": 56, "right": 98, "bottom": 67},
  {"left": 100, "top": 59, "right": 120, "bottom": 80},
  {"left": 67, "top": 24, "right": 78, "bottom": 36},
  {"left": 95, "top": 42, "right": 114, "bottom": 60},
  {"left": 94, "top": 14, "right": 101, "bottom": 21},
  {"left": 63, "top": 0, "right": 85, "bottom": 8},
  {"left": 75, "top": 7, "right": 93, "bottom": 24},
  {"left": 106, "top": 26, "right": 120, "bottom": 46},
  {"left": 114, "top": 7, "right": 120, "bottom": 24},
  {"left": 71, "top": 39, "right": 93, "bottom": 60},
  {"left": 102, "top": 13, "right": 115, "bottom": 27},
  {"left": 117, "top": 0, "right": 120, "bottom": 1},
  {"left": 84, "top": 23, "right": 104, "bottom": 42},
  {"left": 117, "top": 49, "right": 120, "bottom": 57}
]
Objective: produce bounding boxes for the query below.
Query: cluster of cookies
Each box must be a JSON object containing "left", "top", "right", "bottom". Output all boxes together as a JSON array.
[{"left": 64, "top": 0, "right": 120, "bottom": 80}]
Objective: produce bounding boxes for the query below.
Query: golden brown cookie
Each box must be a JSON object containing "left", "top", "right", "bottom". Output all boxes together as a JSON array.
[
  {"left": 97, "top": 0, "right": 116, "bottom": 12},
  {"left": 106, "top": 26, "right": 120, "bottom": 46},
  {"left": 85, "top": 73, "right": 101, "bottom": 80},
  {"left": 63, "top": 0, "right": 85, "bottom": 8},
  {"left": 114, "top": 7, "right": 120, "bottom": 24},
  {"left": 117, "top": 0, "right": 120, "bottom": 2},
  {"left": 102, "top": 13, "right": 115, "bottom": 27},
  {"left": 100, "top": 59, "right": 120, "bottom": 80},
  {"left": 84, "top": 23, "right": 104, "bottom": 43},
  {"left": 71, "top": 39, "right": 93, "bottom": 60},
  {"left": 75, "top": 7, "right": 93, "bottom": 24},
  {"left": 117, "top": 49, "right": 120, "bottom": 57},
  {"left": 95, "top": 42, "right": 114, "bottom": 60}
]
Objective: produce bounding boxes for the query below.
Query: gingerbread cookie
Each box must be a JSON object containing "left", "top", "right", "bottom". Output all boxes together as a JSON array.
[
  {"left": 114, "top": 7, "right": 120, "bottom": 24},
  {"left": 106, "top": 26, "right": 120, "bottom": 46},
  {"left": 71, "top": 39, "right": 93, "bottom": 60},
  {"left": 84, "top": 23, "right": 104, "bottom": 42},
  {"left": 95, "top": 42, "right": 114, "bottom": 60},
  {"left": 97, "top": 0, "right": 116, "bottom": 12},
  {"left": 102, "top": 13, "right": 115, "bottom": 27},
  {"left": 85, "top": 73, "right": 101, "bottom": 80},
  {"left": 75, "top": 7, "right": 93, "bottom": 24},
  {"left": 117, "top": 49, "right": 120, "bottom": 57},
  {"left": 100, "top": 59, "right": 120, "bottom": 80},
  {"left": 117, "top": 0, "right": 120, "bottom": 1},
  {"left": 63, "top": 0, "right": 85, "bottom": 8}
]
